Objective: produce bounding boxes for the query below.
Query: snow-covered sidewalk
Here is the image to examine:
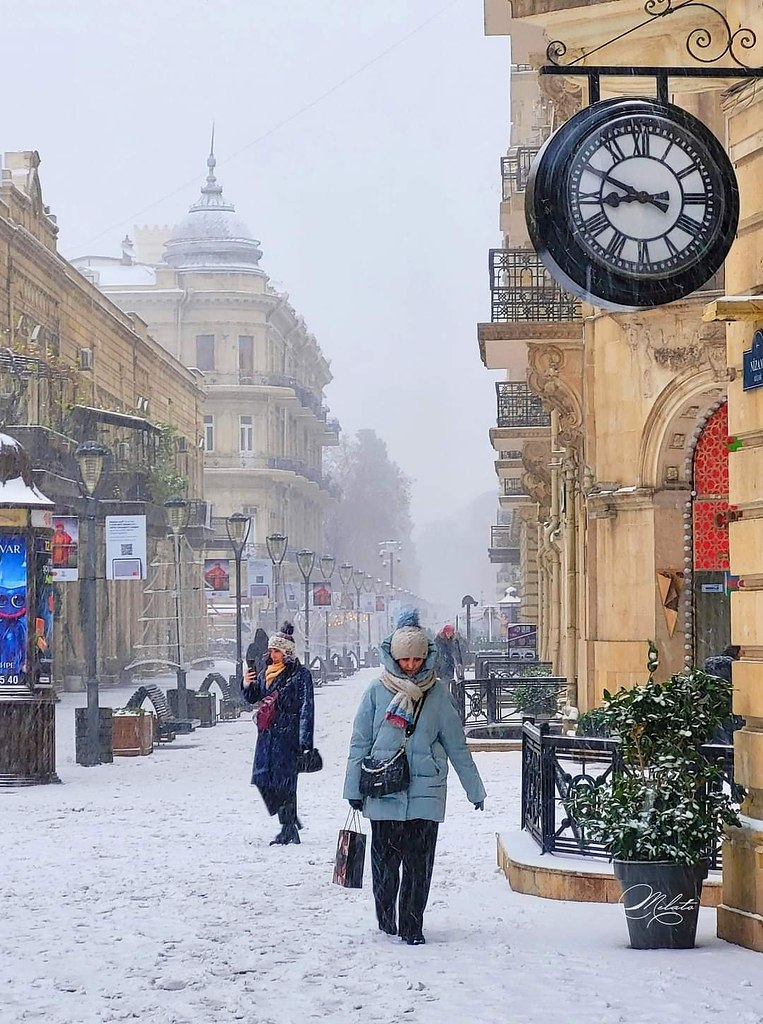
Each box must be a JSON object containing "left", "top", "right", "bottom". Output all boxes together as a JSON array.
[{"left": 2, "top": 665, "right": 762, "bottom": 1024}]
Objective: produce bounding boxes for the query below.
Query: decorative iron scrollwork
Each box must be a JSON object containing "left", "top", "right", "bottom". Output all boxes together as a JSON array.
[{"left": 546, "top": 0, "right": 760, "bottom": 71}]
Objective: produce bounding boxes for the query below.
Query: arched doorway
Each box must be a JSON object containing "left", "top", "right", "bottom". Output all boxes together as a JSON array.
[{"left": 692, "top": 401, "right": 731, "bottom": 667}]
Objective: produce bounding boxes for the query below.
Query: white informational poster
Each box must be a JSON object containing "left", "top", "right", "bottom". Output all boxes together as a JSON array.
[
  {"left": 247, "top": 558, "right": 273, "bottom": 599},
  {"left": 360, "top": 592, "right": 376, "bottom": 614},
  {"left": 388, "top": 599, "right": 402, "bottom": 624},
  {"left": 283, "top": 581, "right": 299, "bottom": 611},
  {"left": 105, "top": 515, "right": 147, "bottom": 580}
]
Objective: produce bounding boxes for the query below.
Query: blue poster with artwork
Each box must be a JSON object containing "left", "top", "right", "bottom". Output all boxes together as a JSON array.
[{"left": 0, "top": 533, "right": 27, "bottom": 685}]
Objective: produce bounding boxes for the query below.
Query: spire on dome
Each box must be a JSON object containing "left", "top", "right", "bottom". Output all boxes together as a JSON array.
[{"left": 204, "top": 123, "right": 222, "bottom": 197}]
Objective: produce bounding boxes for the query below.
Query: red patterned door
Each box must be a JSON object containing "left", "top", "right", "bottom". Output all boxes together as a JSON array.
[{"left": 692, "top": 403, "right": 731, "bottom": 666}]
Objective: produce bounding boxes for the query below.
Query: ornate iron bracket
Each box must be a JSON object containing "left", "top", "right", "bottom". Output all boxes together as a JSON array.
[{"left": 547, "top": 0, "right": 760, "bottom": 71}]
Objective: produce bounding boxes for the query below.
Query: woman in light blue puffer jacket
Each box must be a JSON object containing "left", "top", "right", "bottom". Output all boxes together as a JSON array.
[{"left": 343, "top": 608, "right": 486, "bottom": 945}]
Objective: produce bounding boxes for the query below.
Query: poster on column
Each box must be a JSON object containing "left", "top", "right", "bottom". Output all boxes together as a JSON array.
[
  {"left": 204, "top": 558, "right": 230, "bottom": 597},
  {"left": 105, "top": 516, "right": 147, "bottom": 580},
  {"left": 375, "top": 596, "right": 386, "bottom": 612},
  {"left": 0, "top": 534, "right": 28, "bottom": 685},
  {"left": 312, "top": 581, "right": 332, "bottom": 607},
  {"left": 50, "top": 516, "right": 79, "bottom": 581},
  {"left": 247, "top": 558, "right": 272, "bottom": 599}
]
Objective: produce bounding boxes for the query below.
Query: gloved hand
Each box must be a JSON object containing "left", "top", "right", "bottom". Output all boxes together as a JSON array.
[
  {"left": 473, "top": 801, "right": 485, "bottom": 811},
  {"left": 348, "top": 799, "right": 364, "bottom": 811}
]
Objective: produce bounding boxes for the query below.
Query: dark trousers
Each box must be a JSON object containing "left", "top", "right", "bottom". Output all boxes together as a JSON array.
[
  {"left": 258, "top": 786, "right": 297, "bottom": 826},
  {"left": 370, "top": 819, "right": 439, "bottom": 940}
]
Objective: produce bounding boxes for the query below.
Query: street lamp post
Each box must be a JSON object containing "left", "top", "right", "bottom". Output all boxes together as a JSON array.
[
  {"left": 164, "top": 496, "right": 190, "bottom": 720},
  {"left": 296, "top": 549, "right": 315, "bottom": 665},
  {"left": 266, "top": 532, "right": 288, "bottom": 628},
  {"left": 378, "top": 540, "right": 402, "bottom": 631},
  {"left": 352, "top": 568, "right": 365, "bottom": 667},
  {"left": 75, "top": 441, "right": 109, "bottom": 767},
  {"left": 319, "top": 554, "right": 335, "bottom": 663},
  {"left": 226, "top": 512, "right": 252, "bottom": 691},
  {"left": 364, "top": 573, "right": 375, "bottom": 661},
  {"left": 338, "top": 562, "right": 353, "bottom": 663}
]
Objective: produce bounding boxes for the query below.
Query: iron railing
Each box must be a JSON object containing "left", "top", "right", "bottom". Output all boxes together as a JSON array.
[
  {"left": 501, "top": 146, "right": 541, "bottom": 200},
  {"left": 521, "top": 720, "right": 736, "bottom": 868},
  {"left": 474, "top": 656, "right": 551, "bottom": 679},
  {"left": 491, "top": 525, "right": 519, "bottom": 550},
  {"left": 452, "top": 677, "right": 567, "bottom": 729},
  {"left": 496, "top": 381, "right": 551, "bottom": 429},
  {"left": 490, "top": 248, "right": 582, "bottom": 323},
  {"left": 501, "top": 477, "right": 529, "bottom": 497},
  {"left": 499, "top": 449, "right": 522, "bottom": 461}
]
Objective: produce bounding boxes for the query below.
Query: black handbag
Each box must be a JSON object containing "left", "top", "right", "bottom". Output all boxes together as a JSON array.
[
  {"left": 297, "top": 747, "right": 323, "bottom": 773},
  {"left": 359, "top": 689, "right": 429, "bottom": 798}
]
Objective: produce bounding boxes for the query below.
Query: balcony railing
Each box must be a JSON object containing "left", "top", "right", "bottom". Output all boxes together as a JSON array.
[
  {"left": 496, "top": 381, "right": 551, "bottom": 430},
  {"left": 499, "top": 449, "right": 522, "bottom": 461},
  {"left": 502, "top": 478, "right": 529, "bottom": 497},
  {"left": 491, "top": 525, "right": 518, "bottom": 548},
  {"left": 501, "top": 147, "right": 541, "bottom": 200},
  {"left": 490, "top": 249, "right": 582, "bottom": 323}
]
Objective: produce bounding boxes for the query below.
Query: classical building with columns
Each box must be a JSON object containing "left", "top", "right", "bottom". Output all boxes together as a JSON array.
[
  {"left": 482, "top": 0, "right": 763, "bottom": 954},
  {"left": 74, "top": 147, "right": 339, "bottom": 628}
]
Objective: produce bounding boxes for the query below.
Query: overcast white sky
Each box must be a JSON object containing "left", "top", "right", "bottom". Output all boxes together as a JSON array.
[{"left": 3, "top": 0, "right": 508, "bottom": 529}]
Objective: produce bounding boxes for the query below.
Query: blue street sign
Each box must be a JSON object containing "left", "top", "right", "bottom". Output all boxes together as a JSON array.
[{"left": 743, "top": 330, "right": 763, "bottom": 391}]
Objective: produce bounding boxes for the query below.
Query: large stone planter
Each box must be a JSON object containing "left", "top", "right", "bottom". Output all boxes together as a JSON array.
[{"left": 112, "top": 712, "right": 153, "bottom": 757}]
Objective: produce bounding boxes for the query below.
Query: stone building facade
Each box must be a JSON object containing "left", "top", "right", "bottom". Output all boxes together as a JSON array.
[
  {"left": 483, "top": 0, "right": 763, "bottom": 955},
  {"left": 0, "top": 150, "right": 206, "bottom": 687},
  {"left": 74, "top": 148, "right": 339, "bottom": 632}
]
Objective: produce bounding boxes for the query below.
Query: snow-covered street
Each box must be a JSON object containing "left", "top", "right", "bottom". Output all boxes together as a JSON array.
[{"left": 2, "top": 666, "right": 763, "bottom": 1024}]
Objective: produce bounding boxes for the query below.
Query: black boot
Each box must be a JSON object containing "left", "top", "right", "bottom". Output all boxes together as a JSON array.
[
  {"left": 269, "top": 827, "right": 288, "bottom": 846},
  {"left": 280, "top": 824, "right": 301, "bottom": 845}
]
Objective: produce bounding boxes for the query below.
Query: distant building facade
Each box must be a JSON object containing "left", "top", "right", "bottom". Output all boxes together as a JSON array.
[
  {"left": 74, "top": 148, "right": 339, "bottom": 630},
  {"left": 0, "top": 150, "right": 206, "bottom": 688}
]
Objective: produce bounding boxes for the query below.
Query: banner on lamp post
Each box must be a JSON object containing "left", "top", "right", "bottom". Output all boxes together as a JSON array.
[
  {"left": 360, "top": 592, "right": 375, "bottom": 614},
  {"left": 105, "top": 515, "right": 147, "bottom": 580},
  {"left": 50, "top": 515, "right": 79, "bottom": 582},
  {"left": 247, "top": 558, "right": 273, "bottom": 600},
  {"left": 312, "top": 581, "right": 332, "bottom": 607},
  {"left": 204, "top": 558, "right": 230, "bottom": 598}
]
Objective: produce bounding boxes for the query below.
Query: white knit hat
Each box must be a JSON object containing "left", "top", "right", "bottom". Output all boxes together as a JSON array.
[
  {"left": 390, "top": 607, "right": 429, "bottom": 661},
  {"left": 268, "top": 621, "right": 296, "bottom": 658}
]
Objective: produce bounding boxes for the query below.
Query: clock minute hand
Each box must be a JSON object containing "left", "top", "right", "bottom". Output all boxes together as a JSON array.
[{"left": 602, "top": 189, "right": 671, "bottom": 214}]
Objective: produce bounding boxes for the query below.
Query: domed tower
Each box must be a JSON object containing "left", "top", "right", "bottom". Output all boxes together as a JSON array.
[{"left": 164, "top": 140, "right": 264, "bottom": 274}]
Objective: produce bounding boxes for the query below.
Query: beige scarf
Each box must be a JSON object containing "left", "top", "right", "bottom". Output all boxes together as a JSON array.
[{"left": 381, "top": 668, "right": 436, "bottom": 729}]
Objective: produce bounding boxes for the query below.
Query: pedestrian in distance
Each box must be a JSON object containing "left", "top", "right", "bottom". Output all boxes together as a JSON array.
[
  {"left": 245, "top": 627, "right": 270, "bottom": 677},
  {"left": 344, "top": 608, "right": 486, "bottom": 945},
  {"left": 434, "top": 623, "right": 465, "bottom": 683},
  {"left": 242, "top": 622, "right": 315, "bottom": 846}
]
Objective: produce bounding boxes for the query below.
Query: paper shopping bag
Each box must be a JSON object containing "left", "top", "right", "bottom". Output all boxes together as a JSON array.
[{"left": 332, "top": 811, "right": 366, "bottom": 889}]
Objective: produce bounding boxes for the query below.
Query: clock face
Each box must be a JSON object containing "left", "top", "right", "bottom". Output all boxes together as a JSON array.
[{"left": 526, "top": 98, "right": 739, "bottom": 311}]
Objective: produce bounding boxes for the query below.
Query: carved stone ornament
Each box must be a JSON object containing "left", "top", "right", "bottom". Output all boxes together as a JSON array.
[
  {"left": 616, "top": 312, "right": 727, "bottom": 394},
  {"left": 521, "top": 439, "right": 552, "bottom": 508},
  {"left": 526, "top": 344, "right": 583, "bottom": 448},
  {"left": 536, "top": 64, "right": 583, "bottom": 125}
]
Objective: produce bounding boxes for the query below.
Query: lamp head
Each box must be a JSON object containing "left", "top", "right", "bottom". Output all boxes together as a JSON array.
[
  {"left": 164, "top": 495, "right": 189, "bottom": 535},
  {"left": 319, "top": 554, "right": 335, "bottom": 580},
  {"left": 225, "top": 512, "right": 251, "bottom": 551},
  {"left": 338, "top": 562, "right": 354, "bottom": 586},
  {"left": 266, "top": 532, "right": 288, "bottom": 565},
  {"left": 296, "top": 548, "right": 315, "bottom": 579},
  {"left": 75, "top": 440, "right": 109, "bottom": 497}
]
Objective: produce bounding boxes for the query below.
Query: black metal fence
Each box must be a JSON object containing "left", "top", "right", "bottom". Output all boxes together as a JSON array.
[
  {"left": 453, "top": 678, "right": 566, "bottom": 729},
  {"left": 474, "top": 655, "right": 553, "bottom": 678},
  {"left": 489, "top": 249, "right": 583, "bottom": 323},
  {"left": 496, "top": 381, "right": 551, "bottom": 430},
  {"left": 521, "top": 720, "right": 736, "bottom": 868}
]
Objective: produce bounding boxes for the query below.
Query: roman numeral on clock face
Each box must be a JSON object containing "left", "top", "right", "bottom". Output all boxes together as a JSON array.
[
  {"left": 682, "top": 192, "right": 706, "bottom": 204},
  {"left": 605, "top": 231, "right": 628, "bottom": 260},
  {"left": 584, "top": 211, "right": 610, "bottom": 236},
  {"left": 675, "top": 212, "right": 703, "bottom": 235},
  {"left": 637, "top": 240, "right": 650, "bottom": 264},
  {"left": 632, "top": 130, "right": 651, "bottom": 157},
  {"left": 604, "top": 137, "right": 626, "bottom": 162}
]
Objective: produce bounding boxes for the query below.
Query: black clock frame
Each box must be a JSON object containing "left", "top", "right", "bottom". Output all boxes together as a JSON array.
[{"left": 525, "top": 97, "right": 739, "bottom": 311}]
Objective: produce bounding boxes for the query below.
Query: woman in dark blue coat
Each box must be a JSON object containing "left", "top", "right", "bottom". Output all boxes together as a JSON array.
[{"left": 242, "top": 622, "right": 315, "bottom": 845}]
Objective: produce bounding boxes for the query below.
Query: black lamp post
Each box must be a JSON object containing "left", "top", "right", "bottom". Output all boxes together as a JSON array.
[
  {"left": 378, "top": 540, "right": 402, "bottom": 632},
  {"left": 226, "top": 512, "right": 252, "bottom": 690},
  {"left": 75, "top": 440, "right": 108, "bottom": 767},
  {"left": 296, "top": 549, "right": 315, "bottom": 665},
  {"left": 164, "top": 495, "right": 190, "bottom": 720},
  {"left": 266, "top": 532, "right": 288, "bottom": 628},
  {"left": 364, "top": 573, "right": 375, "bottom": 661},
  {"left": 319, "top": 554, "right": 335, "bottom": 663},
  {"left": 338, "top": 562, "right": 353, "bottom": 660},
  {"left": 352, "top": 568, "right": 365, "bottom": 667}
]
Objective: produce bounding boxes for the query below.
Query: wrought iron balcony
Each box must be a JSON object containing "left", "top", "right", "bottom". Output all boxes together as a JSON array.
[
  {"left": 489, "top": 249, "right": 582, "bottom": 323},
  {"left": 501, "top": 478, "right": 529, "bottom": 498},
  {"left": 491, "top": 525, "right": 519, "bottom": 549},
  {"left": 499, "top": 449, "right": 522, "bottom": 461},
  {"left": 496, "top": 381, "right": 550, "bottom": 430},
  {"left": 501, "top": 147, "right": 540, "bottom": 200}
]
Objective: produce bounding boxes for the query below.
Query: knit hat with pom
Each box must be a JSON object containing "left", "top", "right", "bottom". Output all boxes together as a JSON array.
[
  {"left": 268, "top": 621, "right": 296, "bottom": 658},
  {"left": 390, "top": 607, "right": 429, "bottom": 661}
]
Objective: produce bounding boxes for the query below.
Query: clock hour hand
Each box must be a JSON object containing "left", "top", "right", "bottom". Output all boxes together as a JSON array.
[
  {"left": 602, "top": 189, "right": 671, "bottom": 214},
  {"left": 586, "top": 165, "right": 670, "bottom": 212}
]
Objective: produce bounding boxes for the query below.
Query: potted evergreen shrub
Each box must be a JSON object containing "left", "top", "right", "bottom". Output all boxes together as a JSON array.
[{"left": 568, "top": 642, "right": 740, "bottom": 949}]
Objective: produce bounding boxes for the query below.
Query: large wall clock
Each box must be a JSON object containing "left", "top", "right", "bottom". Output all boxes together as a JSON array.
[{"left": 525, "top": 97, "right": 739, "bottom": 311}]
